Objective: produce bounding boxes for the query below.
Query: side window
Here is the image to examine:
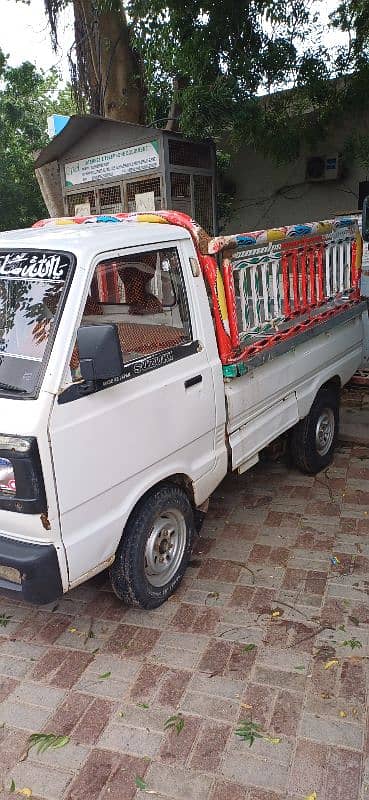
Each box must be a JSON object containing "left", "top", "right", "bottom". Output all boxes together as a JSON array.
[{"left": 68, "top": 247, "right": 193, "bottom": 384}]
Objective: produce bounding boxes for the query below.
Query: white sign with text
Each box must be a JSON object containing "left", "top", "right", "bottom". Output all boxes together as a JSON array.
[{"left": 65, "top": 141, "right": 160, "bottom": 187}]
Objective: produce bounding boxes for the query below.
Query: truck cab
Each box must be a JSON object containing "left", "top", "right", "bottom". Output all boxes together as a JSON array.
[{"left": 0, "top": 220, "right": 227, "bottom": 607}]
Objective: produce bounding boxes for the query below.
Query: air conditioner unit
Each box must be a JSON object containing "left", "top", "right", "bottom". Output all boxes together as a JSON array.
[{"left": 306, "top": 153, "right": 342, "bottom": 182}]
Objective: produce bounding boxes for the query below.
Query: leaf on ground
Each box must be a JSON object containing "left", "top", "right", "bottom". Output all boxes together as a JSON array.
[
  {"left": 263, "top": 735, "right": 281, "bottom": 744},
  {"left": 235, "top": 719, "right": 263, "bottom": 747},
  {"left": 27, "top": 733, "right": 70, "bottom": 754},
  {"left": 339, "top": 710, "right": 347, "bottom": 718},
  {"left": 0, "top": 613, "right": 12, "bottom": 628},
  {"left": 135, "top": 776, "right": 148, "bottom": 790},
  {"left": 242, "top": 643, "right": 256, "bottom": 652},
  {"left": 17, "top": 789, "right": 32, "bottom": 797},
  {"left": 324, "top": 659, "right": 339, "bottom": 670},
  {"left": 164, "top": 714, "right": 184, "bottom": 735},
  {"left": 205, "top": 591, "right": 219, "bottom": 603},
  {"left": 68, "top": 627, "right": 77, "bottom": 633},
  {"left": 294, "top": 665, "right": 305, "bottom": 670},
  {"left": 340, "top": 638, "right": 362, "bottom": 650},
  {"left": 304, "top": 793, "right": 317, "bottom": 800},
  {"left": 9, "top": 779, "right": 16, "bottom": 793},
  {"left": 137, "top": 703, "right": 149, "bottom": 709},
  {"left": 271, "top": 608, "right": 284, "bottom": 618},
  {"left": 98, "top": 671, "right": 111, "bottom": 680}
]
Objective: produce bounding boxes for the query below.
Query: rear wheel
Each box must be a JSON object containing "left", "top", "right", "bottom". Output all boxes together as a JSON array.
[
  {"left": 110, "top": 484, "right": 195, "bottom": 608},
  {"left": 290, "top": 385, "right": 339, "bottom": 474}
]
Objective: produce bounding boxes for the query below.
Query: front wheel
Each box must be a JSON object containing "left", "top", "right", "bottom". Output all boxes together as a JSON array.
[
  {"left": 110, "top": 484, "right": 195, "bottom": 609},
  {"left": 290, "top": 385, "right": 339, "bottom": 474}
]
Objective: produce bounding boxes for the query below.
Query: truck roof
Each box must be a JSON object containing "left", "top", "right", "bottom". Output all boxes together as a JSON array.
[{"left": 0, "top": 221, "right": 191, "bottom": 262}]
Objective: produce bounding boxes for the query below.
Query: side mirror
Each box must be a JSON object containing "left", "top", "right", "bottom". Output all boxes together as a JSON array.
[
  {"left": 362, "top": 196, "right": 369, "bottom": 242},
  {"left": 77, "top": 324, "right": 123, "bottom": 381}
]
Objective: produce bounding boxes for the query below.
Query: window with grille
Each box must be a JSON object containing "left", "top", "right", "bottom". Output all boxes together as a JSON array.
[
  {"left": 126, "top": 177, "right": 162, "bottom": 212},
  {"left": 194, "top": 175, "right": 214, "bottom": 234},
  {"left": 170, "top": 172, "right": 191, "bottom": 216},
  {"left": 66, "top": 191, "right": 96, "bottom": 216},
  {"left": 99, "top": 185, "right": 123, "bottom": 214},
  {"left": 168, "top": 139, "right": 212, "bottom": 169}
]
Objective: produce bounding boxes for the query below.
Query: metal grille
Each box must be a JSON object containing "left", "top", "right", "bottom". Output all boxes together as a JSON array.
[
  {"left": 194, "top": 175, "right": 214, "bottom": 234},
  {"left": 99, "top": 185, "right": 123, "bottom": 214},
  {"left": 171, "top": 173, "right": 190, "bottom": 199},
  {"left": 126, "top": 177, "right": 162, "bottom": 212},
  {"left": 170, "top": 172, "right": 191, "bottom": 216},
  {"left": 231, "top": 232, "right": 359, "bottom": 337},
  {"left": 168, "top": 139, "right": 212, "bottom": 169},
  {"left": 66, "top": 190, "right": 96, "bottom": 215}
]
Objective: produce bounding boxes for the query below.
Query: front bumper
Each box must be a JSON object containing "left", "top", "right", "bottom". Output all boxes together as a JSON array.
[{"left": 0, "top": 534, "right": 63, "bottom": 604}]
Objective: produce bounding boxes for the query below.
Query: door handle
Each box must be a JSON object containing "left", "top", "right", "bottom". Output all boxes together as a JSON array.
[{"left": 184, "top": 374, "right": 203, "bottom": 389}]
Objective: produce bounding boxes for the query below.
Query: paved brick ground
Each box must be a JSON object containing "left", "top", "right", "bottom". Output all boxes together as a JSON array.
[{"left": 1, "top": 441, "right": 369, "bottom": 799}]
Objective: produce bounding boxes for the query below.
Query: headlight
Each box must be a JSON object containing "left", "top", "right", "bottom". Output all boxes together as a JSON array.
[
  {"left": 0, "top": 457, "right": 16, "bottom": 495},
  {"left": 0, "top": 436, "right": 46, "bottom": 514},
  {"left": 0, "top": 435, "right": 32, "bottom": 453}
]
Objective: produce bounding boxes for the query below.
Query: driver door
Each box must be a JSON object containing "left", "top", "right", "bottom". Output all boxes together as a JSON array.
[{"left": 49, "top": 240, "right": 216, "bottom": 585}]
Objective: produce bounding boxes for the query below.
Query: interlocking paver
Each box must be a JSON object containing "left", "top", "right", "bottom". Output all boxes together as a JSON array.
[{"left": 0, "top": 441, "right": 369, "bottom": 798}]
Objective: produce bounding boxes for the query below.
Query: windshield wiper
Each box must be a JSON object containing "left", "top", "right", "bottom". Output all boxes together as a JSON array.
[{"left": 0, "top": 382, "right": 27, "bottom": 394}]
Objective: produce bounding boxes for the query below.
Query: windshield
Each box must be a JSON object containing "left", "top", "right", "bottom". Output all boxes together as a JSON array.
[{"left": 0, "top": 250, "right": 73, "bottom": 396}]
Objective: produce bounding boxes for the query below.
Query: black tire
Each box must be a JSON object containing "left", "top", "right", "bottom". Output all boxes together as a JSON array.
[
  {"left": 290, "top": 385, "right": 339, "bottom": 475},
  {"left": 110, "top": 484, "right": 195, "bottom": 609}
]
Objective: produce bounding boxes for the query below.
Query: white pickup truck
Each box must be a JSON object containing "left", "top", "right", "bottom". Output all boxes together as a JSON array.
[{"left": 0, "top": 210, "right": 365, "bottom": 608}]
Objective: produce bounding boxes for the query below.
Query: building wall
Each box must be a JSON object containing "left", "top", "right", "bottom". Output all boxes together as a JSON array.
[{"left": 224, "top": 111, "right": 369, "bottom": 235}]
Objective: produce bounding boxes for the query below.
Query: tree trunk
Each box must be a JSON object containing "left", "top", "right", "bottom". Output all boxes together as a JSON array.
[
  {"left": 34, "top": 156, "right": 64, "bottom": 218},
  {"left": 37, "top": 0, "right": 145, "bottom": 216},
  {"left": 165, "top": 77, "right": 187, "bottom": 132},
  {"left": 73, "top": 0, "right": 145, "bottom": 123}
]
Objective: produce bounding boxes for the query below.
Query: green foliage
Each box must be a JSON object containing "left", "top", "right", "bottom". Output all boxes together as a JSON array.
[
  {"left": 235, "top": 719, "right": 264, "bottom": 747},
  {"left": 135, "top": 776, "right": 148, "bottom": 790},
  {"left": 0, "top": 51, "right": 75, "bottom": 232},
  {"left": 164, "top": 713, "right": 185, "bottom": 735},
  {"left": 340, "top": 637, "right": 362, "bottom": 649},
  {"left": 27, "top": 732, "right": 70, "bottom": 754},
  {"left": 0, "top": 613, "right": 12, "bottom": 627}
]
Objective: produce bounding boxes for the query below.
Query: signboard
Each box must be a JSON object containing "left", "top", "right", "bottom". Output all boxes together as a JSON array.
[
  {"left": 135, "top": 191, "right": 156, "bottom": 213},
  {"left": 65, "top": 141, "right": 160, "bottom": 187},
  {"left": 75, "top": 202, "right": 91, "bottom": 217}
]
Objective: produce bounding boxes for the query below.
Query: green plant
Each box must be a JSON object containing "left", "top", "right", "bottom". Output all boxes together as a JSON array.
[
  {"left": 340, "top": 638, "right": 362, "bottom": 650},
  {"left": 27, "top": 733, "right": 70, "bottom": 754},
  {"left": 164, "top": 714, "right": 185, "bottom": 735},
  {"left": 235, "top": 719, "right": 263, "bottom": 747},
  {"left": 0, "top": 613, "right": 12, "bottom": 627}
]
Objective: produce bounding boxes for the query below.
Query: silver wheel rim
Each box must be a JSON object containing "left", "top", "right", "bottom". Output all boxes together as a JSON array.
[
  {"left": 315, "top": 407, "right": 335, "bottom": 456},
  {"left": 144, "top": 508, "right": 187, "bottom": 587}
]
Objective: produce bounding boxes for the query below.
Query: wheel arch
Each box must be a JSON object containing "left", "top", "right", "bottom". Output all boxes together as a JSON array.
[
  {"left": 296, "top": 373, "right": 341, "bottom": 420},
  {"left": 122, "top": 473, "right": 196, "bottom": 535}
]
